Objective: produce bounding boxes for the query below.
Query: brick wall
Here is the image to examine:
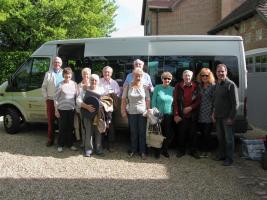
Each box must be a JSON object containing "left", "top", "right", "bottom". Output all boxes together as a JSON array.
[
  {"left": 144, "top": 0, "right": 247, "bottom": 36},
  {"left": 220, "top": 0, "right": 245, "bottom": 19},
  {"left": 148, "top": 0, "right": 221, "bottom": 35},
  {"left": 216, "top": 15, "right": 267, "bottom": 51}
]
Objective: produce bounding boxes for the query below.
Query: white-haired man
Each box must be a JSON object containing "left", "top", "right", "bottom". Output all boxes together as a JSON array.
[
  {"left": 41, "top": 57, "right": 64, "bottom": 147},
  {"left": 99, "top": 66, "right": 120, "bottom": 150},
  {"left": 123, "top": 59, "right": 154, "bottom": 92},
  {"left": 173, "top": 70, "right": 201, "bottom": 159}
]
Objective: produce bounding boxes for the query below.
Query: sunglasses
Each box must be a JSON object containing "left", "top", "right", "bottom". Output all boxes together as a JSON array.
[
  {"left": 201, "top": 74, "right": 209, "bottom": 77},
  {"left": 163, "top": 77, "right": 171, "bottom": 80}
]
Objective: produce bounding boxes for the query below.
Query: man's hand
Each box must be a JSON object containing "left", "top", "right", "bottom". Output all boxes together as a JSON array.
[{"left": 226, "top": 118, "right": 233, "bottom": 125}]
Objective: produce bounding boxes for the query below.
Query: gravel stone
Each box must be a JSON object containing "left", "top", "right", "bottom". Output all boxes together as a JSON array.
[{"left": 0, "top": 118, "right": 266, "bottom": 200}]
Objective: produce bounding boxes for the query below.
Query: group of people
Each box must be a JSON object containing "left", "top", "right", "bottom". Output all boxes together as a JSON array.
[
  {"left": 42, "top": 56, "right": 239, "bottom": 166},
  {"left": 42, "top": 57, "right": 120, "bottom": 157}
]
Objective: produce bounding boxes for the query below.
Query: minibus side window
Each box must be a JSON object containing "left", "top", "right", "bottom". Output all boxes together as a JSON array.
[
  {"left": 87, "top": 56, "right": 148, "bottom": 86},
  {"left": 149, "top": 56, "right": 239, "bottom": 87},
  {"left": 12, "top": 59, "right": 32, "bottom": 91},
  {"left": 29, "top": 57, "right": 50, "bottom": 90},
  {"left": 11, "top": 57, "right": 50, "bottom": 91}
]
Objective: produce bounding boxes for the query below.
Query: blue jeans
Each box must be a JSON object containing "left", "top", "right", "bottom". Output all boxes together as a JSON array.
[
  {"left": 216, "top": 118, "right": 235, "bottom": 161},
  {"left": 128, "top": 114, "right": 147, "bottom": 154}
]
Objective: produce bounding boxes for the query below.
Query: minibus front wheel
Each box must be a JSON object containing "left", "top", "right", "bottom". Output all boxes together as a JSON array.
[{"left": 4, "top": 108, "right": 22, "bottom": 134}]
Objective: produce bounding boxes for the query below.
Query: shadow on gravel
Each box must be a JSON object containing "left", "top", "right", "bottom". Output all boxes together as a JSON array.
[
  {"left": 1, "top": 121, "right": 267, "bottom": 200},
  {"left": 0, "top": 120, "right": 248, "bottom": 161}
]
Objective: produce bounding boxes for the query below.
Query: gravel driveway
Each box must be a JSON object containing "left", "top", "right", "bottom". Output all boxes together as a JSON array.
[{"left": 0, "top": 118, "right": 266, "bottom": 200}]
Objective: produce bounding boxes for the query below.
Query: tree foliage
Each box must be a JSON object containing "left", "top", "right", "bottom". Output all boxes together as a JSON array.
[
  {"left": 0, "top": 51, "right": 32, "bottom": 83},
  {"left": 0, "top": 0, "right": 117, "bottom": 51}
]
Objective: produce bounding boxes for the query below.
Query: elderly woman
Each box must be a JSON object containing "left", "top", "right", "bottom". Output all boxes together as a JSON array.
[
  {"left": 76, "top": 74, "right": 105, "bottom": 157},
  {"left": 54, "top": 67, "right": 78, "bottom": 152},
  {"left": 151, "top": 72, "right": 174, "bottom": 158},
  {"left": 121, "top": 68, "right": 150, "bottom": 160},
  {"left": 196, "top": 68, "right": 215, "bottom": 157},
  {"left": 74, "top": 68, "right": 91, "bottom": 147}
]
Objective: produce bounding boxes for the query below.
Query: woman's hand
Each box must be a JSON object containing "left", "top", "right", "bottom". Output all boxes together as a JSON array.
[
  {"left": 211, "top": 112, "right": 216, "bottom": 123},
  {"left": 86, "top": 104, "right": 95, "bottom": 112},
  {"left": 174, "top": 115, "right": 182, "bottom": 124},
  {"left": 55, "top": 110, "right": 60, "bottom": 118},
  {"left": 121, "top": 110, "right": 127, "bottom": 118},
  {"left": 183, "top": 106, "right": 192, "bottom": 115}
]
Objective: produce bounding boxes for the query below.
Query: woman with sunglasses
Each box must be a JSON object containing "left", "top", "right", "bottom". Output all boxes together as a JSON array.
[
  {"left": 151, "top": 72, "right": 174, "bottom": 158},
  {"left": 196, "top": 68, "right": 215, "bottom": 158}
]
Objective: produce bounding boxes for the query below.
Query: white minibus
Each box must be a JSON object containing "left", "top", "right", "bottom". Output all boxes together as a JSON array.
[{"left": 0, "top": 35, "right": 248, "bottom": 134}]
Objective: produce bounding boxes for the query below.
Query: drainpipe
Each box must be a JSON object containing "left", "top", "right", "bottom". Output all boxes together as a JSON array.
[{"left": 156, "top": 9, "right": 159, "bottom": 35}]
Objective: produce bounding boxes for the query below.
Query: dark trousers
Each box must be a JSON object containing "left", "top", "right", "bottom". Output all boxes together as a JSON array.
[
  {"left": 198, "top": 122, "right": 213, "bottom": 152},
  {"left": 161, "top": 114, "right": 174, "bottom": 152},
  {"left": 128, "top": 114, "right": 147, "bottom": 154},
  {"left": 177, "top": 118, "right": 198, "bottom": 153},
  {"left": 58, "top": 109, "right": 75, "bottom": 147},
  {"left": 46, "top": 100, "right": 55, "bottom": 143},
  {"left": 216, "top": 118, "right": 235, "bottom": 161}
]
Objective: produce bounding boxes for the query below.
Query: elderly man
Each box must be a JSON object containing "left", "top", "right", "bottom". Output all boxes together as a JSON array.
[
  {"left": 100, "top": 66, "right": 121, "bottom": 97},
  {"left": 212, "top": 64, "right": 239, "bottom": 166},
  {"left": 173, "top": 70, "right": 201, "bottom": 159},
  {"left": 41, "top": 57, "right": 64, "bottom": 147},
  {"left": 123, "top": 59, "right": 153, "bottom": 92},
  {"left": 99, "top": 66, "right": 120, "bottom": 150}
]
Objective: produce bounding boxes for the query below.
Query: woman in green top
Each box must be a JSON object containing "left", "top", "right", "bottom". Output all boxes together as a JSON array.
[{"left": 152, "top": 72, "right": 174, "bottom": 158}]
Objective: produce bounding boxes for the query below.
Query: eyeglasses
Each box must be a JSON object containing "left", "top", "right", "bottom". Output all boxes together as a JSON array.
[
  {"left": 201, "top": 74, "right": 209, "bottom": 77},
  {"left": 163, "top": 78, "right": 171, "bottom": 80}
]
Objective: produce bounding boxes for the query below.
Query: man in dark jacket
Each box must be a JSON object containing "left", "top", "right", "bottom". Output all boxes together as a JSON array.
[
  {"left": 212, "top": 64, "right": 239, "bottom": 166},
  {"left": 173, "top": 70, "right": 200, "bottom": 159}
]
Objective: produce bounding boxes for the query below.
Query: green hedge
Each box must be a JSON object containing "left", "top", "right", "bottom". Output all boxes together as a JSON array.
[{"left": 0, "top": 51, "right": 32, "bottom": 84}]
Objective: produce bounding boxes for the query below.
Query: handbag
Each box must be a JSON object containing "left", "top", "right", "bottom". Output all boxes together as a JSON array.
[{"left": 146, "top": 122, "right": 165, "bottom": 149}]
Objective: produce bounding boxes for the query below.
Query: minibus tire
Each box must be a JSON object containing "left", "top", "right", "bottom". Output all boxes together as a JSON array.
[{"left": 4, "top": 108, "right": 21, "bottom": 134}]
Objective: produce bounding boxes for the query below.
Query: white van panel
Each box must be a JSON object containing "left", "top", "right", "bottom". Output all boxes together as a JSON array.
[
  {"left": 85, "top": 39, "right": 149, "bottom": 56},
  {"left": 32, "top": 44, "right": 57, "bottom": 56},
  {"left": 149, "top": 41, "right": 241, "bottom": 56}
]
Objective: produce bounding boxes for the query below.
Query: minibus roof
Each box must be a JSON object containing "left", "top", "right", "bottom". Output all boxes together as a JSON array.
[
  {"left": 43, "top": 35, "right": 243, "bottom": 45},
  {"left": 245, "top": 48, "right": 267, "bottom": 56}
]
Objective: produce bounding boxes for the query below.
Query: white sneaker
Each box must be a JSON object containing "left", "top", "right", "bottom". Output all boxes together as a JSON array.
[
  {"left": 85, "top": 150, "right": 92, "bottom": 157},
  {"left": 57, "top": 147, "right": 63, "bottom": 152},
  {"left": 70, "top": 146, "right": 78, "bottom": 151}
]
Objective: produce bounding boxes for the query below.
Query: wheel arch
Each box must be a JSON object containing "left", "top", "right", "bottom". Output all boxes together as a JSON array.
[{"left": 0, "top": 103, "right": 26, "bottom": 123}]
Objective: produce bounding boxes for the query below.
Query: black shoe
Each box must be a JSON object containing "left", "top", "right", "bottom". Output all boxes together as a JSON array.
[
  {"left": 95, "top": 151, "right": 105, "bottom": 157},
  {"left": 161, "top": 151, "right": 170, "bottom": 158},
  {"left": 155, "top": 152, "right": 160, "bottom": 159},
  {"left": 190, "top": 151, "right": 200, "bottom": 159},
  {"left": 176, "top": 152, "right": 185, "bottom": 158},
  {"left": 141, "top": 153, "right": 147, "bottom": 160},
  {"left": 213, "top": 156, "right": 226, "bottom": 161},
  {"left": 46, "top": 141, "right": 54, "bottom": 147},
  {"left": 128, "top": 152, "right": 135, "bottom": 158},
  {"left": 222, "top": 159, "right": 233, "bottom": 166}
]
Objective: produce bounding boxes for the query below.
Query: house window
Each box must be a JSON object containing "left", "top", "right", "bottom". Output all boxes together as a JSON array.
[
  {"left": 240, "top": 23, "right": 245, "bottom": 33},
  {"left": 256, "top": 29, "right": 263, "bottom": 41},
  {"left": 251, "top": 20, "right": 256, "bottom": 29},
  {"left": 246, "top": 57, "right": 253, "bottom": 73},
  {"left": 146, "top": 19, "right": 151, "bottom": 35},
  {"left": 245, "top": 33, "right": 251, "bottom": 43}
]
